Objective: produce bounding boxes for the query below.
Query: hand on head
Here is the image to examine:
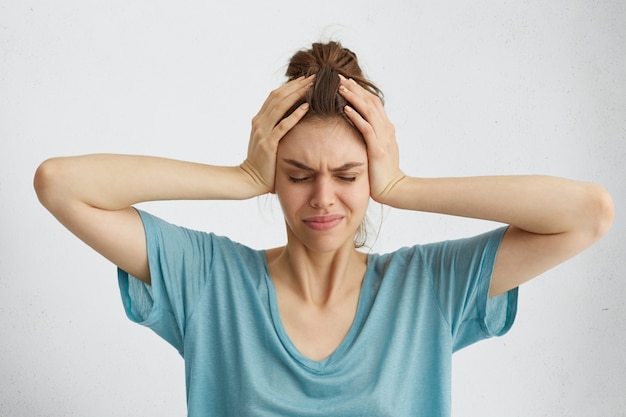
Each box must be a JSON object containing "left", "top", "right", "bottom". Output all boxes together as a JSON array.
[
  {"left": 338, "top": 75, "right": 406, "bottom": 204},
  {"left": 242, "top": 41, "right": 405, "bottom": 203},
  {"left": 240, "top": 75, "right": 314, "bottom": 195}
]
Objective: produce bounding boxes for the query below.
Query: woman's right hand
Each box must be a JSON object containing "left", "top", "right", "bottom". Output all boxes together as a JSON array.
[
  {"left": 33, "top": 75, "right": 314, "bottom": 284},
  {"left": 240, "top": 75, "right": 314, "bottom": 195}
]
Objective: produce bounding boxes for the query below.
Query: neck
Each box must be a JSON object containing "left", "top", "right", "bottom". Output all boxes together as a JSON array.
[{"left": 267, "top": 236, "right": 367, "bottom": 307}]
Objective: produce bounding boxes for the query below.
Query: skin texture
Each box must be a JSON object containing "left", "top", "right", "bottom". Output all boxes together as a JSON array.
[
  {"left": 34, "top": 73, "right": 614, "bottom": 361},
  {"left": 274, "top": 118, "right": 370, "bottom": 256},
  {"left": 34, "top": 76, "right": 315, "bottom": 284},
  {"left": 336, "top": 75, "right": 614, "bottom": 297},
  {"left": 267, "top": 119, "right": 371, "bottom": 360}
]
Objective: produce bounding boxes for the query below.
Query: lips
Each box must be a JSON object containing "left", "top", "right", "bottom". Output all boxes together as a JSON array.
[{"left": 302, "top": 214, "right": 344, "bottom": 231}]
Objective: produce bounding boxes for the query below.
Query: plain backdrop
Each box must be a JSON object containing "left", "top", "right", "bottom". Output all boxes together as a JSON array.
[{"left": 1, "top": 0, "right": 625, "bottom": 415}]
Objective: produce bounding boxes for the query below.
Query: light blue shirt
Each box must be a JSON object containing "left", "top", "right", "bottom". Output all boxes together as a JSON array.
[{"left": 118, "top": 210, "right": 517, "bottom": 416}]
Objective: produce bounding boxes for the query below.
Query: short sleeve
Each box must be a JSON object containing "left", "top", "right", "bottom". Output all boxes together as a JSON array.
[
  {"left": 117, "top": 210, "right": 215, "bottom": 354},
  {"left": 424, "top": 227, "right": 518, "bottom": 351}
]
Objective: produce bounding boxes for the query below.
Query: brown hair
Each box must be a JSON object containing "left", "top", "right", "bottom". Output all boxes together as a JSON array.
[{"left": 283, "top": 41, "right": 383, "bottom": 122}]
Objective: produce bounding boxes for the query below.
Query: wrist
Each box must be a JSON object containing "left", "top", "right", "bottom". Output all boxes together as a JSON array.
[
  {"left": 372, "top": 172, "right": 408, "bottom": 207},
  {"left": 238, "top": 162, "right": 273, "bottom": 198}
]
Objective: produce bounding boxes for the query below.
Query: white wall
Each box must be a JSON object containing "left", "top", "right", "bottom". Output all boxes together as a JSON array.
[{"left": 1, "top": 0, "right": 624, "bottom": 415}]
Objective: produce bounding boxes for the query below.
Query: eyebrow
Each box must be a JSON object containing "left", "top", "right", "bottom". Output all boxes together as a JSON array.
[{"left": 281, "top": 159, "right": 365, "bottom": 173}]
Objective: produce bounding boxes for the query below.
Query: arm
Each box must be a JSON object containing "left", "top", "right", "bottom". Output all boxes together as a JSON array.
[
  {"left": 34, "top": 75, "right": 314, "bottom": 284},
  {"left": 339, "top": 76, "right": 614, "bottom": 296},
  {"left": 34, "top": 156, "right": 255, "bottom": 283},
  {"left": 383, "top": 175, "right": 614, "bottom": 296}
]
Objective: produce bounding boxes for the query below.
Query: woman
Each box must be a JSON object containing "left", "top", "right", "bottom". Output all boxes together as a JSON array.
[{"left": 34, "top": 41, "right": 613, "bottom": 416}]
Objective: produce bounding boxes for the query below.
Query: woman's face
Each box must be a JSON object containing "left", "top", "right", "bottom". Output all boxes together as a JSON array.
[{"left": 275, "top": 118, "right": 370, "bottom": 253}]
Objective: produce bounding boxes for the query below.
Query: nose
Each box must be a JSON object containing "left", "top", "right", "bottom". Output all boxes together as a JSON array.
[{"left": 309, "top": 176, "right": 336, "bottom": 208}]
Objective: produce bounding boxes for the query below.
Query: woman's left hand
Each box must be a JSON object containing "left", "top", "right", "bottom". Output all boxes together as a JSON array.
[{"left": 338, "top": 75, "right": 406, "bottom": 205}]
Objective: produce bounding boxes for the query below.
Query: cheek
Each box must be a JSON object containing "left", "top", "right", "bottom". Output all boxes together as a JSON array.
[
  {"left": 346, "top": 181, "right": 371, "bottom": 213},
  {"left": 275, "top": 182, "right": 305, "bottom": 214}
]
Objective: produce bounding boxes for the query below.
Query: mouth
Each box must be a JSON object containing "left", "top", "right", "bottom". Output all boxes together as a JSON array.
[{"left": 302, "top": 214, "right": 344, "bottom": 231}]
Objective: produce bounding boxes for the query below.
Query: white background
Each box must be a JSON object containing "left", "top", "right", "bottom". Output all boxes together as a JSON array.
[{"left": 1, "top": 0, "right": 625, "bottom": 415}]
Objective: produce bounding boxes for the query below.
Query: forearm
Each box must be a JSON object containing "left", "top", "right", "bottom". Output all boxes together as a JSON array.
[
  {"left": 34, "top": 154, "right": 261, "bottom": 211},
  {"left": 385, "top": 175, "right": 613, "bottom": 236}
]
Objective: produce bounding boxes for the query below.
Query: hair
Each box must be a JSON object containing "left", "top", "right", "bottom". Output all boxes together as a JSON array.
[
  {"left": 282, "top": 41, "right": 383, "bottom": 124},
  {"left": 283, "top": 41, "right": 383, "bottom": 249}
]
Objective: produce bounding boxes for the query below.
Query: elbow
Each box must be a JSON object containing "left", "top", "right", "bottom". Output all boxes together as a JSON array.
[
  {"left": 585, "top": 183, "right": 614, "bottom": 240},
  {"left": 34, "top": 157, "right": 66, "bottom": 210}
]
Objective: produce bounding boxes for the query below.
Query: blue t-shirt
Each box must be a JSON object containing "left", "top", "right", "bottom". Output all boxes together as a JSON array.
[{"left": 118, "top": 210, "right": 517, "bottom": 416}]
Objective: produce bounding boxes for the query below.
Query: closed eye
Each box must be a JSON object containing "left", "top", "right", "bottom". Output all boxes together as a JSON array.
[
  {"left": 337, "top": 176, "right": 357, "bottom": 182},
  {"left": 289, "top": 176, "right": 310, "bottom": 183}
]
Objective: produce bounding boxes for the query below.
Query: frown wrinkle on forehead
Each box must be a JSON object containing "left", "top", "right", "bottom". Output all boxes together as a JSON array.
[
  {"left": 281, "top": 159, "right": 365, "bottom": 174},
  {"left": 278, "top": 118, "right": 367, "bottom": 170}
]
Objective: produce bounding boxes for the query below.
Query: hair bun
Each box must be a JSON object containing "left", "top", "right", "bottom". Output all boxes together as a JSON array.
[
  {"left": 286, "top": 41, "right": 381, "bottom": 98},
  {"left": 281, "top": 41, "right": 382, "bottom": 122}
]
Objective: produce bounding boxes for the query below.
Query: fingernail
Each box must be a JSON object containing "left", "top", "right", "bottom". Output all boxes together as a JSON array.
[{"left": 301, "top": 103, "right": 310, "bottom": 110}]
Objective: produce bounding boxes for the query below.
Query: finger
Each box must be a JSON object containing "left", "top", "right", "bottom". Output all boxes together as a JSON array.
[
  {"left": 338, "top": 74, "right": 374, "bottom": 98},
  {"left": 271, "top": 102, "right": 310, "bottom": 141},
  {"left": 343, "top": 104, "right": 375, "bottom": 144},
  {"left": 254, "top": 80, "right": 313, "bottom": 138},
  {"left": 252, "top": 75, "right": 313, "bottom": 143},
  {"left": 338, "top": 75, "right": 384, "bottom": 122},
  {"left": 338, "top": 76, "right": 381, "bottom": 140},
  {"left": 259, "top": 74, "right": 315, "bottom": 116},
  {"left": 344, "top": 98, "right": 396, "bottom": 162}
]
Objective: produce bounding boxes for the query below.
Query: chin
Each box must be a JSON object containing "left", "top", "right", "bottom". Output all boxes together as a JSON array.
[{"left": 296, "top": 234, "right": 357, "bottom": 254}]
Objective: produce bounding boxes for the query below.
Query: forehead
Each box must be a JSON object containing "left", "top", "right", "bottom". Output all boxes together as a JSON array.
[{"left": 278, "top": 118, "right": 366, "bottom": 161}]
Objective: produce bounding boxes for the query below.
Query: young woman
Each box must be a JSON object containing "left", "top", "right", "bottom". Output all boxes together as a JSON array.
[{"left": 34, "top": 41, "right": 613, "bottom": 416}]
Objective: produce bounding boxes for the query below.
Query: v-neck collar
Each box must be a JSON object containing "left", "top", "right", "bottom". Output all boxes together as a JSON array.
[{"left": 261, "top": 252, "right": 376, "bottom": 373}]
